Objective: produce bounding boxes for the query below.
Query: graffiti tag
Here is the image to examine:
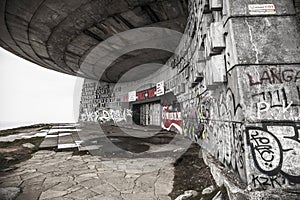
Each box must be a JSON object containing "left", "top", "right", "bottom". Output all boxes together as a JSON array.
[{"left": 246, "top": 123, "right": 300, "bottom": 184}]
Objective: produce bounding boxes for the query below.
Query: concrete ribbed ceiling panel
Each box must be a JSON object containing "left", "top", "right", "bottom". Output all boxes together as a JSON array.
[{"left": 0, "top": 0, "right": 188, "bottom": 82}]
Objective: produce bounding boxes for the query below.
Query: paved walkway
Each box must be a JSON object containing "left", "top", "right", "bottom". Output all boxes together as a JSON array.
[
  {"left": 0, "top": 151, "right": 174, "bottom": 200},
  {"left": 0, "top": 124, "right": 191, "bottom": 200}
]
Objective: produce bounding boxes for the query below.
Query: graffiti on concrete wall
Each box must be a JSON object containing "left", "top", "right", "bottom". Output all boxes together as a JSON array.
[
  {"left": 197, "top": 87, "right": 247, "bottom": 181},
  {"left": 198, "top": 94, "right": 214, "bottom": 139},
  {"left": 254, "top": 88, "right": 294, "bottom": 117},
  {"left": 247, "top": 68, "right": 300, "bottom": 86},
  {"left": 215, "top": 122, "right": 246, "bottom": 180},
  {"left": 180, "top": 93, "right": 214, "bottom": 141},
  {"left": 182, "top": 97, "right": 203, "bottom": 141},
  {"left": 98, "top": 108, "right": 132, "bottom": 124},
  {"left": 252, "top": 86, "right": 300, "bottom": 120},
  {"left": 217, "top": 88, "right": 242, "bottom": 121},
  {"left": 80, "top": 108, "right": 132, "bottom": 124},
  {"left": 219, "top": 88, "right": 244, "bottom": 179},
  {"left": 177, "top": 84, "right": 247, "bottom": 182},
  {"left": 161, "top": 93, "right": 183, "bottom": 134},
  {"left": 251, "top": 174, "right": 297, "bottom": 189},
  {"left": 161, "top": 104, "right": 182, "bottom": 134},
  {"left": 244, "top": 67, "right": 300, "bottom": 120},
  {"left": 246, "top": 122, "right": 300, "bottom": 188},
  {"left": 80, "top": 109, "right": 99, "bottom": 122}
]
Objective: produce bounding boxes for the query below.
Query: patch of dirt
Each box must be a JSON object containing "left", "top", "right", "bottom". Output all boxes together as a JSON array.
[
  {"left": 0, "top": 146, "right": 23, "bottom": 154},
  {"left": 169, "top": 143, "right": 229, "bottom": 200},
  {"left": 0, "top": 137, "right": 44, "bottom": 171}
]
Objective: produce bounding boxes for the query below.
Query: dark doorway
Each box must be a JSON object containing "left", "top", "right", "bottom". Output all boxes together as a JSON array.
[
  {"left": 132, "top": 101, "right": 161, "bottom": 126},
  {"left": 132, "top": 104, "right": 141, "bottom": 125}
]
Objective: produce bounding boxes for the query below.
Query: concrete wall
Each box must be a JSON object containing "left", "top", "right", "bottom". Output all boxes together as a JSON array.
[
  {"left": 79, "top": 65, "right": 175, "bottom": 124},
  {"left": 177, "top": 0, "right": 300, "bottom": 190},
  {"left": 79, "top": 0, "right": 300, "bottom": 190}
]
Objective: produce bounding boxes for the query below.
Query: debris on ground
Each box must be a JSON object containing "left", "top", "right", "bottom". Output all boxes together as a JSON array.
[
  {"left": 0, "top": 187, "right": 20, "bottom": 200},
  {"left": 0, "top": 137, "right": 43, "bottom": 171},
  {"left": 202, "top": 185, "right": 215, "bottom": 195},
  {"left": 175, "top": 190, "right": 199, "bottom": 200},
  {"left": 169, "top": 143, "right": 229, "bottom": 200},
  {"left": 22, "top": 143, "right": 35, "bottom": 150},
  {"left": 211, "top": 191, "right": 223, "bottom": 200}
]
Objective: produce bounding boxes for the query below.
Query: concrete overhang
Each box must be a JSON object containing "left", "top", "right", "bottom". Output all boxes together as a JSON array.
[{"left": 0, "top": 0, "right": 188, "bottom": 82}]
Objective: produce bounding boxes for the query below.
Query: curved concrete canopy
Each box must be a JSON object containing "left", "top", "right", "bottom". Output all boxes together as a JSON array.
[{"left": 0, "top": 0, "right": 188, "bottom": 82}]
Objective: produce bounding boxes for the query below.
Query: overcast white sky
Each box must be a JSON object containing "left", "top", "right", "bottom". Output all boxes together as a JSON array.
[{"left": 0, "top": 47, "right": 84, "bottom": 125}]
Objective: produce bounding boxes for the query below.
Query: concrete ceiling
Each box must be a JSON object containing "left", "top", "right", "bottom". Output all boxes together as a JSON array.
[{"left": 0, "top": 0, "right": 188, "bottom": 82}]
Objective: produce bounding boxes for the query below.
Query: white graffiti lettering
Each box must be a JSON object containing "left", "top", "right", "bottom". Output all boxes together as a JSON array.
[
  {"left": 257, "top": 101, "right": 293, "bottom": 119},
  {"left": 80, "top": 108, "right": 132, "bottom": 124}
]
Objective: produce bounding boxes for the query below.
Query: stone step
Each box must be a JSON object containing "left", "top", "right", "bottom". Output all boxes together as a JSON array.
[
  {"left": 39, "top": 127, "right": 84, "bottom": 151},
  {"left": 48, "top": 128, "right": 81, "bottom": 134},
  {"left": 78, "top": 145, "right": 101, "bottom": 152},
  {"left": 57, "top": 133, "right": 78, "bottom": 150},
  {"left": 51, "top": 125, "right": 78, "bottom": 129},
  {"left": 39, "top": 135, "right": 58, "bottom": 149}
]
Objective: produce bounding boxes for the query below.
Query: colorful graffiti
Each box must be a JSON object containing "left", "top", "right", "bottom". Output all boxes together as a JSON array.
[
  {"left": 161, "top": 105, "right": 182, "bottom": 134},
  {"left": 182, "top": 98, "right": 202, "bottom": 141},
  {"left": 161, "top": 93, "right": 183, "bottom": 134},
  {"left": 181, "top": 94, "right": 213, "bottom": 141},
  {"left": 246, "top": 122, "right": 300, "bottom": 187},
  {"left": 193, "top": 87, "right": 247, "bottom": 181}
]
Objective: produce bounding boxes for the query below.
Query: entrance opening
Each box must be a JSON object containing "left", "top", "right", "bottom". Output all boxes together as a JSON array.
[{"left": 132, "top": 101, "right": 161, "bottom": 126}]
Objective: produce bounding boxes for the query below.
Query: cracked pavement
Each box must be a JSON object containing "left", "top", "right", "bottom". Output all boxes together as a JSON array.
[
  {"left": 0, "top": 124, "right": 191, "bottom": 200},
  {"left": 0, "top": 151, "right": 174, "bottom": 200}
]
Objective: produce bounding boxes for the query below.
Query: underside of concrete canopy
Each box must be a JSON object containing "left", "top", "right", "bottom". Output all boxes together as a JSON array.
[{"left": 0, "top": 0, "right": 188, "bottom": 82}]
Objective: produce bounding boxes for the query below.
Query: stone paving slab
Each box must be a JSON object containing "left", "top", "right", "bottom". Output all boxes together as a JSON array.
[
  {"left": 51, "top": 125, "right": 79, "bottom": 129},
  {"left": 57, "top": 133, "right": 77, "bottom": 150},
  {"left": 48, "top": 129, "right": 81, "bottom": 134},
  {"left": 78, "top": 145, "right": 101, "bottom": 151},
  {"left": 0, "top": 150, "right": 175, "bottom": 200},
  {"left": 39, "top": 137, "right": 58, "bottom": 149},
  {"left": 38, "top": 125, "right": 83, "bottom": 151},
  {"left": 0, "top": 124, "right": 190, "bottom": 199}
]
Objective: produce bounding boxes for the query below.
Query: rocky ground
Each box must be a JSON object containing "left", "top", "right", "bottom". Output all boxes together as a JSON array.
[
  {"left": 0, "top": 124, "right": 52, "bottom": 172},
  {"left": 0, "top": 124, "right": 223, "bottom": 200}
]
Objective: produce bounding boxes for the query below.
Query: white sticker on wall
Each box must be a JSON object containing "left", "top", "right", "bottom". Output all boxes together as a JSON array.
[
  {"left": 128, "top": 91, "right": 137, "bottom": 102},
  {"left": 156, "top": 81, "right": 165, "bottom": 96},
  {"left": 248, "top": 4, "right": 276, "bottom": 15}
]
